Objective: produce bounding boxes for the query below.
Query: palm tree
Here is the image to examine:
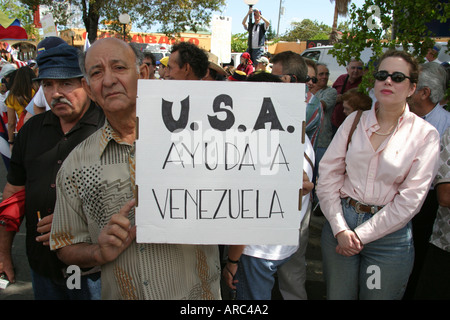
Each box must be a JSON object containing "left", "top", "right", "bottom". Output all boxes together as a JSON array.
[{"left": 329, "top": 0, "right": 352, "bottom": 44}]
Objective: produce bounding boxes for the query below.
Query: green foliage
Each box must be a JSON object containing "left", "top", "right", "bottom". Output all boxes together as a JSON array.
[
  {"left": 111, "top": 0, "right": 225, "bottom": 35},
  {"left": 329, "top": 0, "right": 450, "bottom": 95},
  {"left": 280, "top": 19, "right": 332, "bottom": 41},
  {"left": 274, "top": 19, "right": 351, "bottom": 42},
  {"left": 266, "top": 22, "right": 276, "bottom": 41},
  {"left": 19, "top": 0, "right": 226, "bottom": 41},
  {"left": 231, "top": 32, "right": 248, "bottom": 53}
]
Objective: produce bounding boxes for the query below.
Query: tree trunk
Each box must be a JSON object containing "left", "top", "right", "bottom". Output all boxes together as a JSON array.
[
  {"left": 329, "top": 4, "right": 339, "bottom": 44},
  {"left": 87, "top": 12, "right": 100, "bottom": 44},
  {"left": 81, "top": 0, "right": 101, "bottom": 44}
]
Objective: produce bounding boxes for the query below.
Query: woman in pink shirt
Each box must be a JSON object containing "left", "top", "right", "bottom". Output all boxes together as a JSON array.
[{"left": 317, "top": 50, "right": 440, "bottom": 300}]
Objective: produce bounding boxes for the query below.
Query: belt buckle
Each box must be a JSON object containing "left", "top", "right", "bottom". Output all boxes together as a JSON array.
[{"left": 354, "top": 201, "right": 365, "bottom": 214}]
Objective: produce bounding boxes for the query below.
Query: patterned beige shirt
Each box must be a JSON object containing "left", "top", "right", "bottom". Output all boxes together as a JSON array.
[
  {"left": 431, "top": 126, "right": 450, "bottom": 252},
  {"left": 50, "top": 121, "right": 221, "bottom": 299}
]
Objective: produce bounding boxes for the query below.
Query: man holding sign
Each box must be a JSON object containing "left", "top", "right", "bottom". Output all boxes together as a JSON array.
[
  {"left": 135, "top": 44, "right": 309, "bottom": 303},
  {"left": 49, "top": 38, "right": 221, "bottom": 299}
]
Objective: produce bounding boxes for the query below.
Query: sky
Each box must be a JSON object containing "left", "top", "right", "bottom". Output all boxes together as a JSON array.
[{"left": 214, "top": 0, "right": 367, "bottom": 35}]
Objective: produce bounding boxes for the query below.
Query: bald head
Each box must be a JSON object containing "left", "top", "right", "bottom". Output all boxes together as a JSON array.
[
  {"left": 79, "top": 38, "right": 144, "bottom": 82},
  {"left": 80, "top": 37, "right": 149, "bottom": 115}
]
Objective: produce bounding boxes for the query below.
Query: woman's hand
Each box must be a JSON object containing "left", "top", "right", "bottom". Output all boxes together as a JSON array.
[{"left": 335, "top": 230, "right": 363, "bottom": 256}]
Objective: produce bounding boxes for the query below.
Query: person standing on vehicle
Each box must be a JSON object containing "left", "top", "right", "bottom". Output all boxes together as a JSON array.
[{"left": 242, "top": 7, "right": 270, "bottom": 63}]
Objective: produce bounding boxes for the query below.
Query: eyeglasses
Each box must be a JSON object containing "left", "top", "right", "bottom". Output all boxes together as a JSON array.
[
  {"left": 274, "top": 74, "right": 297, "bottom": 83},
  {"left": 145, "top": 62, "right": 155, "bottom": 67},
  {"left": 373, "top": 71, "right": 411, "bottom": 83},
  {"left": 274, "top": 74, "right": 317, "bottom": 84},
  {"left": 305, "top": 75, "right": 318, "bottom": 84}
]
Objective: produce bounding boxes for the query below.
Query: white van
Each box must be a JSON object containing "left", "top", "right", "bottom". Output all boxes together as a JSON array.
[
  {"left": 143, "top": 44, "right": 172, "bottom": 62},
  {"left": 301, "top": 43, "right": 449, "bottom": 85},
  {"left": 300, "top": 46, "right": 374, "bottom": 84}
]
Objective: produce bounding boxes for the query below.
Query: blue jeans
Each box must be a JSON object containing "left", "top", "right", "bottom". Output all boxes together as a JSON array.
[
  {"left": 31, "top": 269, "right": 101, "bottom": 300},
  {"left": 234, "top": 253, "right": 291, "bottom": 300},
  {"left": 249, "top": 48, "right": 264, "bottom": 64},
  {"left": 321, "top": 199, "right": 414, "bottom": 300}
]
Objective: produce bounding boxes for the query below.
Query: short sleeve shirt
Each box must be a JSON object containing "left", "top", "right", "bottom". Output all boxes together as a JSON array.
[
  {"left": 8, "top": 103, "right": 105, "bottom": 279},
  {"left": 430, "top": 126, "right": 450, "bottom": 252},
  {"left": 50, "top": 121, "right": 221, "bottom": 299}
]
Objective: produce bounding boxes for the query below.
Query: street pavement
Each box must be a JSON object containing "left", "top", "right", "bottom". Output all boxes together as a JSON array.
[{"left": 0, "top": 158, "right": 327, "bottom": 300}]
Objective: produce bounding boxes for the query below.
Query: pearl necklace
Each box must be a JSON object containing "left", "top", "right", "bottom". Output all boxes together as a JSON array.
[{"left": 374, "top": 128, "right": 395, "bottom": 136}]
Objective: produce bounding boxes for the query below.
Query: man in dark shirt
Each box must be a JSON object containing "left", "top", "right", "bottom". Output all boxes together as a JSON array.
[
  {"left": 0, "top": 43, "right": 104, "bottom": 299},
  {"left": 330, "top": 59, "right": 364, "bottom": 134}
]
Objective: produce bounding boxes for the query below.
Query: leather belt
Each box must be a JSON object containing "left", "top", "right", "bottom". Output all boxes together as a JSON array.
[{"left": 346, "top": 198, "right": 383, "bottom": 214}]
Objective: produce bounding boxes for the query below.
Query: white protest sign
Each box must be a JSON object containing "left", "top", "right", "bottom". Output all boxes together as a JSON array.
[
  {"left": 41, "top": 13, "right": 58, "bottom": 37},
  {"left": 211, "top": 15, "right": 232, "bottom": 65},
  {"left": 135, "top": 80, "right": 306, "bottom": 245}
]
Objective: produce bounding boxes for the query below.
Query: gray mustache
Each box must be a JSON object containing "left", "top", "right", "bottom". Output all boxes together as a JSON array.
[{"left": 51, "top": 97, "right": 72, "bottom": 107}]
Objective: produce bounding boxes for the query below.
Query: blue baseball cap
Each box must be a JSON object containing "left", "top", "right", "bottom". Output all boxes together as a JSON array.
[
  {"left": 35, "top": 43, "right": 83, "bottom": 80},
  {"left": 37, "top": 36, "right": 67, "bottom": 56}
]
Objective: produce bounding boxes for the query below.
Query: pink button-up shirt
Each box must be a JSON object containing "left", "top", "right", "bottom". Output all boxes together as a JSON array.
[{"left": 317, "top": 104, "right": 440, "bottom": 244}]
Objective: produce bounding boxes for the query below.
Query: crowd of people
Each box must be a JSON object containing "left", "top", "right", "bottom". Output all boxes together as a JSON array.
[{"left": 0, "top": 23, "right": 449, "bottom": 301}]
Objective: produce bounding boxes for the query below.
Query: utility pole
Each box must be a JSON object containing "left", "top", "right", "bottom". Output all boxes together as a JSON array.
[{"left": 277, "top": 0, "right": 284, "bottom": 37}]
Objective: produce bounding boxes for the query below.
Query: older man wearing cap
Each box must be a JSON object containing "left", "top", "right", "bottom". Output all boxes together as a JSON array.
[
  {"left": 24, "top": 37, "right": 67, "bottom": 121},
  {"left": 0, "top": 43, "right": 105, "bottom": 300}
]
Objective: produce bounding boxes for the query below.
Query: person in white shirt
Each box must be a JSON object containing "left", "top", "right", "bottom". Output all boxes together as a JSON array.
[
  {"left": 222, "top": 72, "right": 315, "bottom": 300},
  {"left": 425, "top": 43, "right": 443, "bottom": 65}
]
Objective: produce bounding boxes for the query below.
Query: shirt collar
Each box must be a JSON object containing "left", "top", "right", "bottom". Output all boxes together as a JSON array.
[
  {"left": 99, "top": 120, "right": 134, "bottom": 156},
  {"left": 42, "top": 102, "right": 103, "bottom": 133},
  {"left": 421, "top": 103, "right": 440, "bottom": 120}
]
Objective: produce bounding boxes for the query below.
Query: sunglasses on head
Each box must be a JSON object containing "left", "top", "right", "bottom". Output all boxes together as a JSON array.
[{"left": 373, "top": 70, "right": 411, "bottom": 83}]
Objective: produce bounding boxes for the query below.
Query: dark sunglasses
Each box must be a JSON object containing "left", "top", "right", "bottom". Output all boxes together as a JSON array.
[
  {"left": 305, "top": 75, "right": 318, "bottom": 84},
  {"left": 373, "top": 71, "right": 411, "bottom": 83},
  {"left": 274, "top": 74, "right": 297, "bottom": 83},
  {"left": 275, "top": 74, "right": 318, "bottom": 84}
]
